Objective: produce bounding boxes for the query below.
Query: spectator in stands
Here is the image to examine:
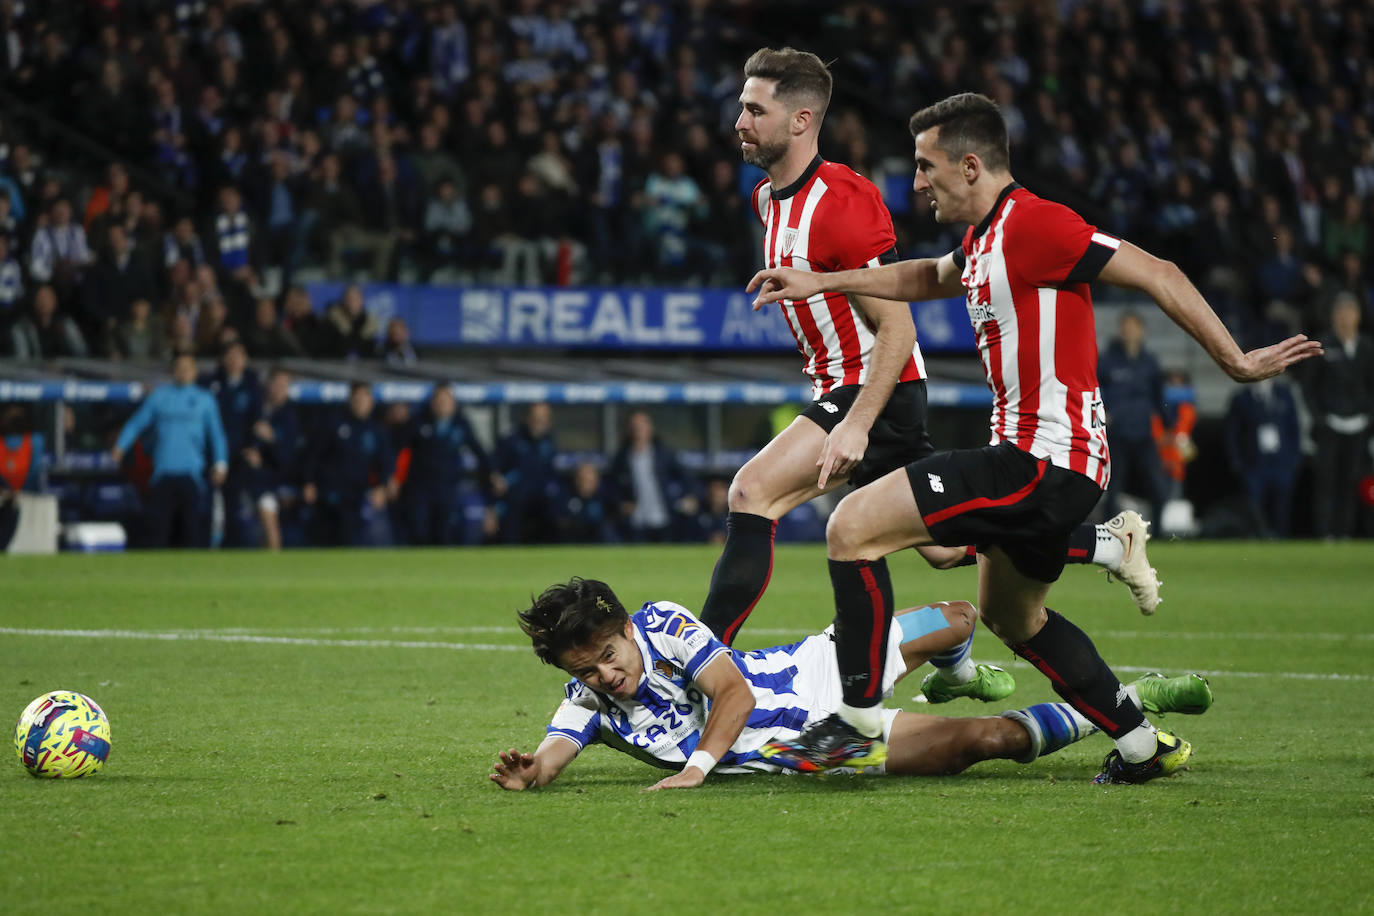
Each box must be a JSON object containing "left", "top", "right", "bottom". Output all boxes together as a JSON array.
[
  {"left": 1225, "top": 377, "right": 1302, "bottom": 538},
  {"left": 112, "top": 298, "right": 163, "bottom": 361},
  {"left": 112, "top": 351, "right": 227, "bottom": 548},
  {"left": 210, "top": 185, "right": 255, "bottom": 284},
  {"left": 28, "top": 199, "right": 93, "bottom": 303},
  {"left": 80, "top": 223, "right": 155, "bottom": 355},
  {"left": 557, "top": 461, "right": 618, "bottom": 544},
  {"left": 0, "top": 234, "right": 22, "bottom": 322},
  {"left": 10, "top": 284, "right": 87, "bottom": 359},
  {"left": 360, "top": 154, "right": 421, "bottom": 280},
  {"left": 166, "top": 312, "right": 196, "bottom": 359},
  {"left": 259, "top": 151, "right": 309, "bottom": 283},
  {"left": 193, "top": 295, "right": 231, "bottom": 357},
  {"left": 163, "top": 214, "right": 207, "bottom": 273},
  {"left": 244, "top": 297, "right": 303, "bottom": 359},
  {"left": 280, "top": 284, "right": 327, "bottom": 357},
  {"left": 421, "top": 176, "right": 473, "bottom": 278},
  {"left": 247, "top": 367, "right": 304, "bottom": 551},
  {"left": 1305, "top": 293, "right": 1374, "bottom": 540},
  {"left": 381, "top": 317, "right": 418, "bottom": 366},
  {"left": 309, "top": 153, "right": 392, "bottom": 279},
  {"left": 396, "top": 384, "right": 494, "bottom": 546},
  {"left": 323, "top": 283, "right": 380, "bottom": 359},
  {"left": 200, "top": 338, "right": 264, "bottom": 548},
  {"left": 1099, "top": 312, "right": 1168, "bottom": 523},
  {"left": 641, "top": 151, "right": 708, "bottom": 282},
  {"left": 608, "top": 410, "right": 699, "bottom": 543},
  {"left": 302, "top": 381, "right": 395, "bottom": 547},
  {"left": 494, "top": 401, "right": 561, "bottom": 544}
]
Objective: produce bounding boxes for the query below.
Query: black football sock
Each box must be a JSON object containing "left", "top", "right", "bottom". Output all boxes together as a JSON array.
[
  {"left": 1065, "top": 524, "right": 1096, "bottom": 564},
  {"left": 699, "top": 512, "right": 777, "bottom": 646},
  {"left": 829, "top": 558, "right": 894, "bottom": 709},
  {"left": 1009, "top": 608, "right": 1145, "bottom": 739}
]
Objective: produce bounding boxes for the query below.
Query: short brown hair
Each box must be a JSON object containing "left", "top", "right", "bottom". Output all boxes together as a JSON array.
[
  {"left": 908, "top": 92, "right": 1010, "bottom": 173},
  {"left": 744, "top": 47, "right": 832, "bottom": 121}
]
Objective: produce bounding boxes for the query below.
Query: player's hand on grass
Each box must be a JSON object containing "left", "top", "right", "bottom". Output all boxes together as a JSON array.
[
  {"left": 817, "top": 418, "right": 868, "bottom": 488},
  {"left": 490, "top": 748, "right": 538, "bottom": 790},
  {"left": 748, "top": 267, "right": 822, "bottom": 309},
  {"left": 1226, "top": 334, "right": 1324, "bottom": 382},
  {"left": 643, "top": 766, "right": 706, "bottom": 792}
]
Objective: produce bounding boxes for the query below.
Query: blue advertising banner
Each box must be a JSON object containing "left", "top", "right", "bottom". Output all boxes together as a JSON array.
[
  {"left": 0, "top": 377, "right": 995, "bottom": 408},
  {"left": 303, "top": 283, "right": 979, "bottom": 353}
]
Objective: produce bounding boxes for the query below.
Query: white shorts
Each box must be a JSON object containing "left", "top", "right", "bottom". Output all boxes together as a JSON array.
[{"left": 789, "top": 621, "right": 906, "bottom": 745}]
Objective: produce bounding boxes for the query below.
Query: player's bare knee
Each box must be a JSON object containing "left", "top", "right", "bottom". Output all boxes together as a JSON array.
[
  {"left": 726, "top": 470, "right": 766, "bottom": 514},
  {"left": 825, "top": 501, "right": 869, "bottom": 559},
  {"left": 941, "top": 600, "right": 977, "bottom": 637}
]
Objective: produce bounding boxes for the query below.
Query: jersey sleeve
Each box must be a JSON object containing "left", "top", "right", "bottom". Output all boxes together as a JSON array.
[
  {"left": 1007, "top": 199, "right": 1121, "bottom": 288},
  {"left": 749, "top": 179, "right": 770, "bottom": 226},
  {"left": 641, "top": 602, "right": 730, "bottom": 682},
  {"left": 812, "top": 181, "right": 899, "bottom": 272},
  {"left": 545, "top": 681, "right": 602, "bottom": 749}
]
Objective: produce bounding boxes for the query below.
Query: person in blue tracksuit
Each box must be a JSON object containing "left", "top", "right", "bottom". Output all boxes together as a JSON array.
[
  {"left": 1098, "top": 311, "right": 1168, "bottom": 522},
  {"left": 494, "top": 401, "right": 561, "bottom": 544},
  {"left": 112, "top": 351, "right": 228, "bottom": 547},
  {"left": 1225, "top": 378, "right": 1302, "bottom": 537},
  {"left": 302, "top": 381, "right": 394, "bottom": 546},
  {"left": 200, "top": 338, "right": 263, "bottom": 546},
  {"left": 246, "top": 366, "right": 305, "bottom": 549},
  {"left": 397, "top": 384, "right": 494, "bottom": 545}
]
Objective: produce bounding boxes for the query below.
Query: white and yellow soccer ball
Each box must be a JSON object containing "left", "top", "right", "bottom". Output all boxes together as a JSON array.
[{"left": 14, "top": 691, "right": 112, "bottom": 778}]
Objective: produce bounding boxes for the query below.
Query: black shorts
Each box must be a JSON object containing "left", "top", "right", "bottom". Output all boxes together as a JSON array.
[
  {"left": 904, "top": 442, "right": 1103, "bottom": 583},
  {"left": 801, "top": 380, "right": 934, "bottom": 488}
]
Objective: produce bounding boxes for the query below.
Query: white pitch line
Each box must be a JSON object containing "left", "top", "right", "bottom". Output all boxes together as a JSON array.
[
  {"left": 0, "top": 627, "right": 526, "bottom": 652},
  {"left": 1, "top": 627, "right": 1370, "bottom": 682},
  {"left": 131, "top": 625, "right": 1374, "bottom": 643}
]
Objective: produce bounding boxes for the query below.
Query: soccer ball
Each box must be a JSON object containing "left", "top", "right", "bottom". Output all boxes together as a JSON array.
[{"left": 13, "top": 690, "right": 112, "bottom": 778}]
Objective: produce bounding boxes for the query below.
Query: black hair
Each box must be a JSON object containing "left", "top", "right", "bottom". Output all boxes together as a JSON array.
[
  {"left": 908, "top": 92, "right": 1011, "bottom": 173},
  {"left": 518, "top": 578, "right": 629, "bottom": 667}
]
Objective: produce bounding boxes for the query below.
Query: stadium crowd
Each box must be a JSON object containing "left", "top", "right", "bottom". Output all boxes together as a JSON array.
[{"left": 0, "top": 0, "right": 1372, "bottom": 545}]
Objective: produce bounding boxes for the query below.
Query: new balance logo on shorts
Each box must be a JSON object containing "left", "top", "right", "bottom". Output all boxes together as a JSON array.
[
  {"left": 819, "top": 401, "right": 839, "bottom": 414},
  {"left": 928, "top": 473, "right": 944, "bottom": 493}
]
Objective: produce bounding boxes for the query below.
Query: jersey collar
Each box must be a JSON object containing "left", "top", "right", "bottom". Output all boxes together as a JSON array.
[
  {"left": 770, "top": 154, "right": 823, "bottom": 200},
  {"left": 972, "top": 181, "right": 1022, "bottom": 237}
]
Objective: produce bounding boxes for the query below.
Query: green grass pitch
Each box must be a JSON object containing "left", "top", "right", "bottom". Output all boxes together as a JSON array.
[{"left": 2, "top": 542, "right": 1372, "bottom": 914}]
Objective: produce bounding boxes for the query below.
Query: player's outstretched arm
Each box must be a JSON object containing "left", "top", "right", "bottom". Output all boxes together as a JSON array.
[
  {"left": 1099, "top": 241, "right": 1324, "bottom": 381},
  {"left": 490, "top": 736, "right": 579, "bottom": 791},
  {"left": 748, "top": 253, "right": 963, "bottom": 308},
  {"left": 644, "top": 654, "right": 755, "bottom": 792}
]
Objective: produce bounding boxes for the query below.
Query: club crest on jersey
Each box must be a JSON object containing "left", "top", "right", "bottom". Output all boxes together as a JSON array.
[
  {"left": 781, "top": 227, "right": 798, "bottom": 257},
  {"left": 654, "top": 659, "right": 680, "bottom": 679}
]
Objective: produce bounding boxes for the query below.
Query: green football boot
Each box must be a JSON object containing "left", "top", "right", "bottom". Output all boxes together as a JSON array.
[
  {"left": 920, "top": 663, "right": 1016, "bottom": 704},
  {"left": 1131, "top": 672, "right": 1213, "bottom": 715}
]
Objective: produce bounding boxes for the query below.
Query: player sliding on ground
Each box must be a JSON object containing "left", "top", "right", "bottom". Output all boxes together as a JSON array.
[{"left": 489, "top": 578, "right": 1211, "bottom": 791}]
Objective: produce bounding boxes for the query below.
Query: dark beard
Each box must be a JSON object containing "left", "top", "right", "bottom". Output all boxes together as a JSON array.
[{"left": 742, "top": 136, "right": 789, "bottom": 170}]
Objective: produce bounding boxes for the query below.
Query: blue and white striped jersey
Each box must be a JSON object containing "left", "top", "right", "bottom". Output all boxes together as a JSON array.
[{"left": 545, "top": 601, "right": 876, "bottom": 774}]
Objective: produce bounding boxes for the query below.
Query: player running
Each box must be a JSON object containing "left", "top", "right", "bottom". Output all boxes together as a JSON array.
[
  {"left": 748, "top": 92, "right": 1319, "bottom": 784},
  {"left": 489, "top": 578, "right": 1211, "bottom": 791},
  {"left": 701, "top": 48, "right": 1159, "bottom": 672}
]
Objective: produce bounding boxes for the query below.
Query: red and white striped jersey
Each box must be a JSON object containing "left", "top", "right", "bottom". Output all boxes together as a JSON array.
[
  {"left": 954, "top": 184, "right": 1120, "bottom": 486},
  {"left": 751, "top": 157, "right": 926, "bottom": 399}
]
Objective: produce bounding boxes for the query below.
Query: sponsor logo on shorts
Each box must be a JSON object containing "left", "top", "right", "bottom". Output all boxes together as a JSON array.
[
  {"left": 927, "top": 473, "right": 944, "bottom": 493},
  {"left": 819, "top": 401, "right": 839, "bottom": 414}
]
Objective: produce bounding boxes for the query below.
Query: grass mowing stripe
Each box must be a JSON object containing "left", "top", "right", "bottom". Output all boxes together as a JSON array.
[{"left": 4, "top": 627, "right": 1370, "bottom": 682}]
